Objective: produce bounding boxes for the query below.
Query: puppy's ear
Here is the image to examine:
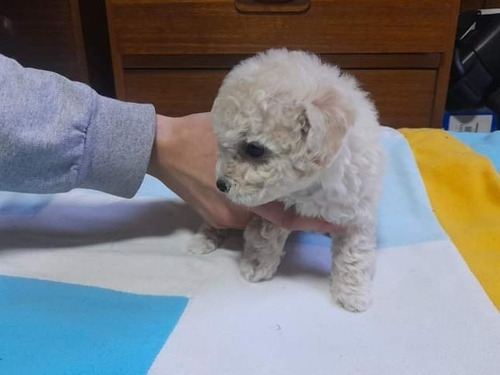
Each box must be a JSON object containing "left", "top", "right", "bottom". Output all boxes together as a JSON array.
[{"left": 300, "top": 90, "right": 354, "bottom": 167}]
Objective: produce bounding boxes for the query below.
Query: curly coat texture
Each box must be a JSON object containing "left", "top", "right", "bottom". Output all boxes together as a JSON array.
[{"left": 187, "top": 49, "right": 384, "bottom": 312}]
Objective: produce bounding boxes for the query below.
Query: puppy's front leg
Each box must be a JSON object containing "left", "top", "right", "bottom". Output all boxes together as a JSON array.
[
  {"left": 331, "top": 225, "right": 376, "bottom": 312},
  {"left": 187, "top": 221, "right": 228, "bottom": 255},
  {"left": 240, "top": 216, "right": 290, "bottom": 282}
]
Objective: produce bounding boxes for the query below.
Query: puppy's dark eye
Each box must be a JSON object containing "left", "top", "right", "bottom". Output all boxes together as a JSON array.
[{"left": 244, "top": 142, "right": 266, "bottom": 158}]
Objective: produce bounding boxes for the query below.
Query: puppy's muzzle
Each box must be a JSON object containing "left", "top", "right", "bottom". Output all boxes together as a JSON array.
[{"left": 216, "top": 178, "right": 231, "bottom": 193}]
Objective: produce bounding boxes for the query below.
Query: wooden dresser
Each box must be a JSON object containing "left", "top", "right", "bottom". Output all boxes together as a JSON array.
[{"left": 106, "top": 0, "right": 461, "bottom": 128}]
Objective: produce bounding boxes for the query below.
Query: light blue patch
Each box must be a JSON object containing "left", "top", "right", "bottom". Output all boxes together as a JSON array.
[
  {"left": 290, "top": 133, "right": 448, "bottom": 249},
  {"left": 0, "top": 275, "right": 188, "bottom": 375},
  {"left": 0, "top": 193, "right": 53, "bottom": 216},
  {"left": 451, "top": 131, "right": 500, "bottom": 173},
  {"left": 135, "top": 175, "right": 181, "bottom": 200},
  {"left": 376, "top": 134, "right": 447, "bottom": 247}
]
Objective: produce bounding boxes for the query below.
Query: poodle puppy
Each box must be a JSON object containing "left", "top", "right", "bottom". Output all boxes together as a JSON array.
[{"left": 187, "top": 49, "right": 384, "bottom": 312}]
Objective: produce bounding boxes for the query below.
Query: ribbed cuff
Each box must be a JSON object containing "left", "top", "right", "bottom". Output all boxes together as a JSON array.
[{"left": 76, "top": 94, "right": 156, "bottom": 198}]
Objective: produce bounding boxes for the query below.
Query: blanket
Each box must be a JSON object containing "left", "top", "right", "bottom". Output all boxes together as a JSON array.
[{"left": 1, "top": 127, "right": 499, "bottom": 375}]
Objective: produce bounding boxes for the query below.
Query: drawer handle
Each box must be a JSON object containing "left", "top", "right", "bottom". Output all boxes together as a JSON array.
[{"left": 235, "top": 0, "right": 310, "bottom": 14}]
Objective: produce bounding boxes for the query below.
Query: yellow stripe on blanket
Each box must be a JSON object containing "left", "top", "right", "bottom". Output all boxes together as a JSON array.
[{"left": 401, "top": 129, "right": 500, "bottom": 309}]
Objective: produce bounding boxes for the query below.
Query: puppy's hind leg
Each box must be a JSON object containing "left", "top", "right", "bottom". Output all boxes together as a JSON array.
[
  {"left": 330, "top": 224, "right": 376, "bottom": 312},
  {"left": 240, "top": 215, "right": 290, "bottom": 282},
  {"left": 187, "top": 221, "right": 228, "bottom": 255}
]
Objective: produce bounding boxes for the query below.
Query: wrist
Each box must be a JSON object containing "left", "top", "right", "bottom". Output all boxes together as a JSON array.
[{"left": 147, "top": 114, "right": 179, "bottom": 179}]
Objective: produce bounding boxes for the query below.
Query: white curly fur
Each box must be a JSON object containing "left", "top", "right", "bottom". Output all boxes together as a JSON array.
[{"left": 187, "top": 49, "right": 384, "bottom": 312}]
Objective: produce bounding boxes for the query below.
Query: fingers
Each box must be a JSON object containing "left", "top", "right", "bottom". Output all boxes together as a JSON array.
[
  {"left": 250, "top": 202, "right": 342, "bottom": 233},
  {"left": 203, "top": 199, "right": 250, "bottom": 230}
]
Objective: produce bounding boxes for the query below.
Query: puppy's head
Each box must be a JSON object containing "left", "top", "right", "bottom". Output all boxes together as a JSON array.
[{"left": 211, "top": 49, "right": 355, "bottom": 207}]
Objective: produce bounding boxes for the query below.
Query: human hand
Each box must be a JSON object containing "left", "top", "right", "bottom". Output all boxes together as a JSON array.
[
  {"left": 147, "top": 113, "right": 250, "bottom": 229},
  {"left": 147, "top": 112, "right": 340, "bottom": 233}
]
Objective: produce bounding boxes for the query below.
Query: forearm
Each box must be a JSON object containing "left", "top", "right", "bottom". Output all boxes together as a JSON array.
[{"left": 0, "top": 54, "right": 156, "bottom": 197}]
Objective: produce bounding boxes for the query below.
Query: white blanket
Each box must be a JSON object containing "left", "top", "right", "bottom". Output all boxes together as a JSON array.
[{"left": 1, "top": 128, "right": 499, "bottom": 375}]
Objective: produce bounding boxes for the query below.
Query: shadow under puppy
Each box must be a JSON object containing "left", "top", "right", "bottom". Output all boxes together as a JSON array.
[{"left": 188, "top": 49, "right": 384, "bottom": 312}]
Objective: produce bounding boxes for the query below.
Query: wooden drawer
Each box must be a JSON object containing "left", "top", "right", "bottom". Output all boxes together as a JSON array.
[
  {"left": 106, "top": 0, "right": 460, "bottom": 128},
  {"left": 123, "top": 68, "right": 436, "bottom": 128},
  {"left": 107, "top": 0, "right": 457, "bottom": 55}
]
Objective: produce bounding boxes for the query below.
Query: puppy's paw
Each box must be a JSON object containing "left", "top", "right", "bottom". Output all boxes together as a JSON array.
[
  {"left": 186, "top": 234, "right": 217, "bottom": 255},
  {"left": 337, "top": 292, "right": 372, "bottom": 313},
  {"left": 331, "top": 283, "right": 372, "bottom": 312},
  {"left": 239, "top": 257, "right": 278, "bottom": 283}
]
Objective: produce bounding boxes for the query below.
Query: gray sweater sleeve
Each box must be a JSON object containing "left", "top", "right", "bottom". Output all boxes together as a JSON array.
[{"left": 0, "top": 54, "right": 156, "bottom": 198}]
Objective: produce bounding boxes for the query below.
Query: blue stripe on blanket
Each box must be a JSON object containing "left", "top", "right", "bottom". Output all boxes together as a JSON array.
[
  {"left": 135, "top": 176, "right": 181, "bottom": 200},
  {"left": 292, "top": 130, "right": 448, "bottom": 249},
  {"left": 451, "top": 131, "right": 500, "bottom": 173},
  {"left": 0, "top": 276, "right": 188, "bottom": 375}
]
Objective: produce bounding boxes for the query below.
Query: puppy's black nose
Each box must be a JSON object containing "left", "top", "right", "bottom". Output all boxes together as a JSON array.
[{"left": 216, "top": 178, "right": 231, "bottom": 193}]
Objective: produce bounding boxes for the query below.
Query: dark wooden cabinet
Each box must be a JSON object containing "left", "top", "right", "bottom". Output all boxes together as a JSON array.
[
  {"left": 461, "top": 0, "right": 500, "bottom": 11},
  {"left": 0, "top": 0, "right": 87, "bottom": 81},
  {"left": 0, "top": 0, "right": 114, "bottom": 96},
  {"left": 106, "top": 0, "right": 461, "bottom": 128}
]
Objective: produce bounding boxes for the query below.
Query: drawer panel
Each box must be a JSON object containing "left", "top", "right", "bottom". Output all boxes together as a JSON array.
[
  {"left": 355, "top": 70, "right": 436, "bottom": 128},
  {"left": 107, "top": 0, "right": 458, "bottom": 55},
  {"left": 123, "top": 68, "right": 436, "bottom": 128}
]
